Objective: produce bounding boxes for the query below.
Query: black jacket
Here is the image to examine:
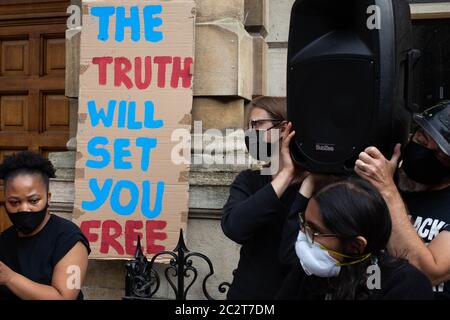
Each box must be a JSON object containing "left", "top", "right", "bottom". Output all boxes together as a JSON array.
[{"left": 221, "top": 169, "right": 300, "bottom": 299}]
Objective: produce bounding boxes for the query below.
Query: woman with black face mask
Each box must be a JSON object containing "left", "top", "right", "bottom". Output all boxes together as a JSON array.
[
  {"left": 0, "top": 151, "right": 90, "bottom": 300},
  {"left": 221, "top": 96, "right": 306, "bottom": 299},
  {"left": 277, "top": 176, "right": 433, "bottom": 300},
  {"left": 355, "top": 101, "right": 450, "bottom": 300}
]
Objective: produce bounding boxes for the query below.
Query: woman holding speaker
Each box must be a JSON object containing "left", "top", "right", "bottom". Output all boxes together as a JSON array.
[{"left": 221, "top": 96, "right": 306, "bottom": 299}]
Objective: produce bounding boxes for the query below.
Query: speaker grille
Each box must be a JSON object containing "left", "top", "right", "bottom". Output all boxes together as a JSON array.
[{"left": 289, "top": 58, "right": 375, "bottom": 165}]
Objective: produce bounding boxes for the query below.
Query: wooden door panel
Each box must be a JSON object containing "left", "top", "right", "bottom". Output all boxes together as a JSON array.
[
  {"left": 43, "top": 36, "right": 65, "bottom": 76},
  {"left": 0, "top": 210, "right": 10, "bottom": 231},
  {"left": 0, "top": 77, "right": 67, "bottom": 90},
  {"left": 0, "top": 94, "right": 28, "bottom": 131},
  {"left": 0, "top": 1, "right": 69, "bottom": 233},
  {"left": 1, "top": 38, "right": 29, "bottom": 76},
  {"left": 43, "top": 92, "right": 70, "bottom": 131}
]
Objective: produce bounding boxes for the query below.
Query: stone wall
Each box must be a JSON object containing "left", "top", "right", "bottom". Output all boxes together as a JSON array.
[{"left": 55, "top": 0, "right": 291, "bottom": 300}]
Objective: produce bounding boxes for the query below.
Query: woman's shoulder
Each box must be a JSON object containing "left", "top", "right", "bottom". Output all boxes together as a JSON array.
[
  {"left": 0, "top": 225, "right": 16, "bottom": 242},
  {"left": 47, "top": 214, "right": 89, "bottom": 247},
  {"left": 48, "top": 214, "right": 83, "bottom": 234},
  {"left": 231, "top": 168, "right": 270, "bottom": 190},
  {"left": 233, "top": 168, "right": 267, "bottom": 183},
  {"left": 379, "top": 259, "right": 433, "bottom": 299},
  {"left": 237, "top": 168, "right": 260, "bottom": 177},
  {"left": 47, "top": 214, "right": 91, "bottom": 261},
  {"left": 383, "top": 259, "right": 429, "bottom": 280}
]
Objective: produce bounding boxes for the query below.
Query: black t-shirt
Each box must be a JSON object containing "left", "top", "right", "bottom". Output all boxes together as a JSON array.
[
  {"left": 276, "top": 257, "right": 434, "bottom": 300},
  {"left": 402, "top": 186, "right": 450, "bottom": 300},
  {"left": 0, "top": 214, "right": 91, "bottom": 300},
  {"left": 221, "top": 169, "right": 300, "bottom": 299}
]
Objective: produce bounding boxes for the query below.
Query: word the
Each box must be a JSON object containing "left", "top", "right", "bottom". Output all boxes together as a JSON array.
[{"left": 91, "top": 5, "right": 163, "bottom": 42}]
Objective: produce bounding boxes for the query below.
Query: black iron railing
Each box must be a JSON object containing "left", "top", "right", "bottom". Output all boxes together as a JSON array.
[{"left": 123, "top": 229, "right": 232, "bottom": 300}]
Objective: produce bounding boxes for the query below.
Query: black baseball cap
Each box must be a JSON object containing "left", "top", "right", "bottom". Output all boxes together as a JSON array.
[{"left": 413, "top": 101, "right": 450, "bottom": 156}]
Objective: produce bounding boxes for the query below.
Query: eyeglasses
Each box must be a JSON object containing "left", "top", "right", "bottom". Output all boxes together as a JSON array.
[
  {"left": 299, "top": 212, "right": 372, "bottom": 265},
  {"left": 249, "top": 119, "right": 284, "bottom": 130},
  {"left": 299, "top": 212, "right": 349, "bottom": 245}
]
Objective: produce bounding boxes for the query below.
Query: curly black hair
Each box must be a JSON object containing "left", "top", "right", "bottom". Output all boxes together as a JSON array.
[{"left": 0, "top": 151, "right": 56, "bottom": 190}]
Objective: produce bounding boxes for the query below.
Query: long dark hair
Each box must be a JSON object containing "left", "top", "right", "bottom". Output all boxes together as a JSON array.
[{"left": 311, "top": 177, "right": 399, "bottom": 300}]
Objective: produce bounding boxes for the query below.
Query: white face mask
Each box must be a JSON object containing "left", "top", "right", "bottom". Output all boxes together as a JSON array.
[{"left": 295, "top": 230, "right": 341, "bottom": 278}]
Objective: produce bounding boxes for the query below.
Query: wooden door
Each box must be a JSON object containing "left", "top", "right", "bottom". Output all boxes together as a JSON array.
[{"left": 0, "top": 0, "right": 70, "bottom": 232}]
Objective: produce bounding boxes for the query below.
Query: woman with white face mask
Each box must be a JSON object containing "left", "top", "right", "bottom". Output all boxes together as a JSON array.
[{"left": 277, "top": 176, "right": 434, "bottom": 300}]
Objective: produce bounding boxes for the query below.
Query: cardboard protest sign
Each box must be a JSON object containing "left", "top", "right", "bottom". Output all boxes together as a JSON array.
[{"left": 74, "top": 0, "right": 195, "bottom": 260}]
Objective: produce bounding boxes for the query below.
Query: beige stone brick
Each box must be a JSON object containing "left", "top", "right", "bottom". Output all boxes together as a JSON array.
[
  {"left": 84, "top": 260, "right": 126, "bottom": 290},
  {"left": 184, "top": 219, "right": 240, "bottom": 300},
  {"left": 244, "top": 0, "right": 268, "bottom": 37},
  {"left": 192, "top": 97, "right": 244, "bottom": 129},
  {"left": 266, "top": 0, "right": 295, "bottom": 44},
  {"left": 267, "top": 48, "right": 287, "bottom": 97},
  {"left": 195, "top": 0, "right": 245, "bottom": 23},
  {"left": 194, "top": 22, "right": 253, "bottom": 100},
  {"left": 252, "top": 36, "right": 268, "bottom": 97},
  {"left": 68, "top": 98, "right": 78, "bottom": 140},
  {"left": 71, "top": 0, "right": 82, "bottom": 7},
  {"left": 82, "top": 287, "right": 124, "bottom": 300},
  {"left": 65, "top": 29, "right": 80, "bottom": 98}
]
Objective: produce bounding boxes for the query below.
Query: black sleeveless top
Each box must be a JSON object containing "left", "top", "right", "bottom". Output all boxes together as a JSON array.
[{"left": 0, "top": 214, "right": 90, "bottom": 300}]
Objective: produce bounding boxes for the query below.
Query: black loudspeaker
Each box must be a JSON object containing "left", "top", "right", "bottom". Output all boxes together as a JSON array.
[{"left": 287, "top": 0, "right": 419, "bottom": 174}]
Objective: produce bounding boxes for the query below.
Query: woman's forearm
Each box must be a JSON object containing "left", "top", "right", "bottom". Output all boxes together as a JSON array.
[
  {"left": 6, "top": 272, "right": 77, "bottom": 300},
  {"left": 271, "top": 169, "right": 294, "bottom": 198}
]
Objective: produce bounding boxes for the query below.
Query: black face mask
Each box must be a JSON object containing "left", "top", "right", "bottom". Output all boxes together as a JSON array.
[
  {"left": 6, "top": 203, "right": 49, "bottom": 235},
  {"left": 245, "top": 129, "right": 276, "bottom": 161},
  {"left": 402, "top": 141, "right": 450, "bottom": 185}
]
